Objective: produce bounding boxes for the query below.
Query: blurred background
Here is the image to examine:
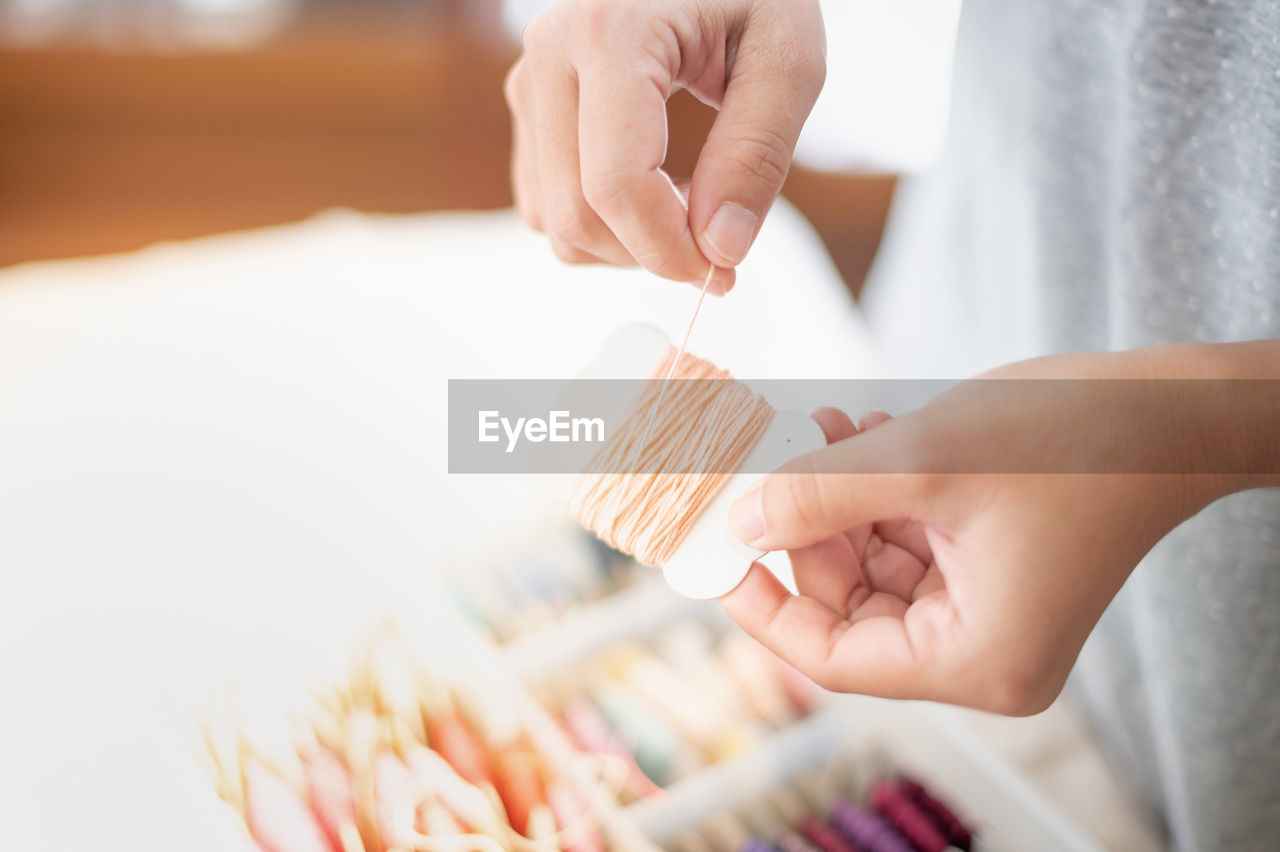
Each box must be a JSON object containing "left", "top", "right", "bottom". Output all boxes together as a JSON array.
[{"left": 0, "top": 0, "right": 897, "bottom": 294}]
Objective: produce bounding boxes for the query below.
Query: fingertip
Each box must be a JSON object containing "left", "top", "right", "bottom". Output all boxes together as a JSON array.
[
  {"left": 857, "top": 410, "right": 893, "bottom": 431},
  {"left": 698, "top": 264, "right": 735, "bottom": 296},
  {"left": 810, "top": 407, "right": 858, "bottom": 443}
]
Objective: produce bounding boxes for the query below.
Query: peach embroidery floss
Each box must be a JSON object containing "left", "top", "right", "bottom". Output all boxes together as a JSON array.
[
  {"left": 630, "top": 262, "right": 718, "bottom": 460},
  {"left": 568, "top": 346, "right": 774, "bottom": 568}
]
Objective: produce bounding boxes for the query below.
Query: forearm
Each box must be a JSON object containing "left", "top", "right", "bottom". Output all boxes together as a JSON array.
[{"left": 1137, "top": 339, "right": 1280, "bottom": 505}]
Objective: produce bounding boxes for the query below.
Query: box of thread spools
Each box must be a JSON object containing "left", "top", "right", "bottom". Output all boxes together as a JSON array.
[{"left": 195, "top": 519, "right": 1102, "bottom": 852}]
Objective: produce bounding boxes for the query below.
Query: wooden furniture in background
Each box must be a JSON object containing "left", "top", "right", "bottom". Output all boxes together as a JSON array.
[{"left": 0, "top": 9, "right": 893, "bottom": 296}]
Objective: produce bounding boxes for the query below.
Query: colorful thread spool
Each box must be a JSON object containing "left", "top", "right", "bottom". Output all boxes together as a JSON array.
[
  {"left": 491, "top": 747, "right": 550, "bottom": 837},
  {"left": 591, "top": 681, "right": 687, "bottom": 786},
  {"left": 898, "top": 777, "right": 973, "bottom": 851},
  {"left": 403, "top": 744, "right": 508, "bottom": 838},
  {"left": 300, "top": 746, "right": 358, "bottom": 851},
  {"left": 560, "top": 695, "right": 662, "bottom": 798},
  {"left": 561, "top": 323, "right": 826, "bottom": 600},
  {"left": 796, "top": 814, "right": 861, "bottom": 852},
  {"left": 243, "top": 760, "right": 335, "bottom": 852},
  {"left": 830, "top": 800, "right": 914, "bottom": 852},
  {"left": 871, "top": 780, "right": 950, "bottom": 852},
  {"left": 426, "top": 711, "right": 493, "bottom": 788},
  {"left": 373, "top": 752, "right": 415, "bottom": 848},
  {"left": 742, "top": 842, "right": 783, "bottom": 852},
  {"left": 546, "top": 778, "right": 606, "bottom": 852},
  {"left": 764, "top": 788, "right": 829, "bottom": 852}
]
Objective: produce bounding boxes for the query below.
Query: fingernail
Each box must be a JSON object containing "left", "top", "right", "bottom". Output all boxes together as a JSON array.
[
  {"left": 704, "top": 202, "right": 758, "bottom": 266},
  {"left": 730, "top": 483, "right": 766, "bottom": 546}
]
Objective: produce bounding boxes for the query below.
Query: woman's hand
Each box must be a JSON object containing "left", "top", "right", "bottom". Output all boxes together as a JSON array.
[
  {"left": 504, "top": 0, "right": 826, "bottom": 293},
  {"left": 721, "top": 344, "right": 1280, "bottom": 715}
]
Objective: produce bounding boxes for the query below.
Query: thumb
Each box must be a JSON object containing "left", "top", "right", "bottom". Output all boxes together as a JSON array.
[
  {"left": 729, "top": 427, "right": 925, "bottom": 551},
  {"left": 689, "top": 10, "right": 826, "bottom": 268}
]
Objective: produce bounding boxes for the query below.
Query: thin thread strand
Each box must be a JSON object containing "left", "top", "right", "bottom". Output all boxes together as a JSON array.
[{"left": 628, "top": 263, "right": 718, "bottom": 474}]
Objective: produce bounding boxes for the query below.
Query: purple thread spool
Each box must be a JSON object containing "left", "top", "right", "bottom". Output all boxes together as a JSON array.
[
  {"left": 898, "top": 778, "right": 973, "bottom": 851},
  {"left": 871, "top": 781, "right": 950, "bottom": 852},
  {"left": 742, "top": 842, "right": 782, "bottom": 852},
  {"left": 796, "top": 815, "right": 862, "bottom": 852},
  {"left": 830, "top": 800, "right": 913, "bottom": 852}
]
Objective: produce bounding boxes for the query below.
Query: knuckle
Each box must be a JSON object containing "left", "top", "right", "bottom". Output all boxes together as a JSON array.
[
  {"left": 786, "top": 43, "right": 827, "bottom": 96},
  {"left": 721, "top": 126, "right": 793, "bottom": 190},
  {"left": 580, "top": 168, "right": 631, "bottom": 216},
  {"left": 892, "top": 470, "right": 938, "bottom": 513},
  {"left": 576, "top": 0, "right": 642, "bottom": 47},
  {"left": 578, "top": 0, "right": 615, "bottom": 35},
  {"left": 769, "top": 23, "right": 827, "bottom": 96},
  {"left": 581, "top": 170, "right": 700, "bottom": 280},
  {"left": 638, "top": 250, "right": 700, "bottom": 282},
  {"left": 888, "top": 416, "right": 943, "bottom": 482}
]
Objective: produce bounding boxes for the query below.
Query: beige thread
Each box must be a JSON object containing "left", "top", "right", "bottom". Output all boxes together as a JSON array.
[{"left": 570, "top": 347, "right": 773, "bottom": 567}]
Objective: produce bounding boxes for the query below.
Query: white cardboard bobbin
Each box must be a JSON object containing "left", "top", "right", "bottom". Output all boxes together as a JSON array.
[{"left": 541, "top": 324, "right": 826, "bottom": 601}]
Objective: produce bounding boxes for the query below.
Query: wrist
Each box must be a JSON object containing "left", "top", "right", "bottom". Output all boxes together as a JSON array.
[{"left": 1134, "top": 341, "right": 1280, "bottom": 509}]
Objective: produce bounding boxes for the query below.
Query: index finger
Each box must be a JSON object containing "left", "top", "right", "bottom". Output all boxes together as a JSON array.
[{"left": 576, "top": 48, "right": 733, "bottom": 293}]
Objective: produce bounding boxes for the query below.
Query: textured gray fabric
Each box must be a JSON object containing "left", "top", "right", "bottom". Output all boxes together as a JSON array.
[{"left": 861, "top": 2, "right": 1280, "bottom": 850}]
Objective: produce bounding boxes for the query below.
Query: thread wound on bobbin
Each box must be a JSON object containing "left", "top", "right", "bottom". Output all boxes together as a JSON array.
[{"left": 568, "top": 346, "right": 774, "bottom": 568}]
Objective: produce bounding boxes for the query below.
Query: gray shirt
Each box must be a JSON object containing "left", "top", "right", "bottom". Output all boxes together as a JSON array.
[{"left": 862, "top": 1, "right": 1280, "bottom": 850}]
